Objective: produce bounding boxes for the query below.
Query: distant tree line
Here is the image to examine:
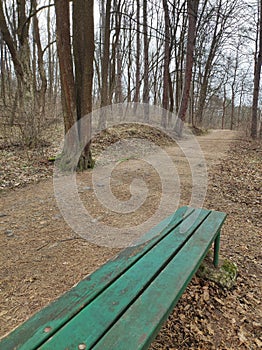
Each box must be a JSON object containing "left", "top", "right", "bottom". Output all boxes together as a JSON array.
[{"left": 0, "top": 0, "right": 261, "bottom": 160}]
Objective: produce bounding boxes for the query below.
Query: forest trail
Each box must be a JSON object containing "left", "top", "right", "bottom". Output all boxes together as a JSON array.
[{"left": 1, "top": 129, "right": 261, "bottom": 349}]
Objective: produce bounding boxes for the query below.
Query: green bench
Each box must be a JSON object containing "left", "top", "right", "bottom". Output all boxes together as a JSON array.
[{"left": 0, "top": 206, "right": 227, "bottom": 350}]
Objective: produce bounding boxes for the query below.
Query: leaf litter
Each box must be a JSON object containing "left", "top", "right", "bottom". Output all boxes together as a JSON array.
[{"left": 0, "top": 128, "right": 261, "bottom": 349}]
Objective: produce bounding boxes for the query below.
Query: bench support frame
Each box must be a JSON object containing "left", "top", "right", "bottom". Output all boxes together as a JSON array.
[{"left": 214, "top": 231, "right": 221, "bottom": 268}]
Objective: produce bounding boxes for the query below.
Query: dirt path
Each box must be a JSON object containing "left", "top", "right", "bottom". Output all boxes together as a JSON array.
[{"left": 1, "top": 129, "right": 261, "bottom": 349}]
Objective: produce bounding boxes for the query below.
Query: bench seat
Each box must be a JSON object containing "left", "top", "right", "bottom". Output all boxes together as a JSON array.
[{"left": 0, "top": 206, "right": 227, "bottom": 350}]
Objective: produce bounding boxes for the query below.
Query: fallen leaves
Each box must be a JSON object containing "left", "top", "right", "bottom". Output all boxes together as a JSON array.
[
  {"left": 0, "top": 131, "right": 261, "bottom": 349},
  {"left": 150, "top": 138, "right": 262, "bottom": 350},
  {"left": 0, "top": 147, "right": 54, "bottom": 190}
]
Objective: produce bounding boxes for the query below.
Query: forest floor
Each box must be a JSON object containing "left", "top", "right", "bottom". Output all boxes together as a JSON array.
[{"left": 0, "top": 126, "right": 261, "bottom": 349}]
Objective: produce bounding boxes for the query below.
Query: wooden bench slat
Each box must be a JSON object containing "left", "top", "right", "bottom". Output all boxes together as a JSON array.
[
  {"left": 0, "top": 206, "right": 194, "bottom": 350},
  {"left": 91, "top": 211, "right": 227, "bottom": 350},
  {"left": 38, "top": 208, "right": 211, "bottom": 349}
]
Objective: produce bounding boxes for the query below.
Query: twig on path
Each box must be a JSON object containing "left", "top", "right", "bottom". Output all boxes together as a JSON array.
[{"left": 36, "top": 237, "right": 82, "bottom": 251}]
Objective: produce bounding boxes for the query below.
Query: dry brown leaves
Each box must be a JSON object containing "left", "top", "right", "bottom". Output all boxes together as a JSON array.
[
  {"left": 0, "top": 122, "right": 63, "bottom": 190},
  {"left": 150, "top": 138, "right": 262, "bottom": 350},
  {"left": 0, "top": 123, "right": 175, "bottom": 191},
  {"left": 0, "top": 128, "right": 261, "bottom": 349},
  {"left": 0, "top": 145, "right": 54, "bottom": 189}
]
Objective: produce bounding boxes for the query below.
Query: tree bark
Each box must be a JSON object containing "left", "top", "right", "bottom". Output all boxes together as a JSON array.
[
  {"left": 109, "top": 0, "right": 122, "bottom": 104},
  {"left": 55, "top": 0, "right": 76, "bottom": 134},
  {"left": 251, "top": 0, "right": 262, "bottom": 139},
  {"left": 32, "top": 0, "right": 47, "bottom": 117},
  {"left": 162, "top": 0, "right": 171, "bottom": 128},
  {"left": 176, "top": 0, "right": 199, "bottom": 136},
  {"left": 99, "top": 0, "right": 111, "bottom": 129},
  {"left": 134, "top": 0, "right": 140, "bottom": 105},
  {"left": 73, "top": 0, "right": 95, "bottom": 169},
  {"left": 47, "top": 0, "right": 53, "bottom": 101},
  {"left": 0, "top": 32, "right": 6, "bottom": 106},
  {"left": 175, "top": 2, "right": 187, "bottom": 115},
  {"left": 0, "top": 1, "right": 23, "bottom": 81},
  {"left": 143, "top": 0, "right": 149, "bottom": 121}
]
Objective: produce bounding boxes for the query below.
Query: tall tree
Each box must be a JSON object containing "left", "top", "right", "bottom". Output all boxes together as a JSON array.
[
  {"left": 161, "top": 0, "right": 171, "bottom": 128},
  {"left": 32, "top": 0, "right": 47, "bottom": 118},
  {"left": 143, "top": 0, "right": 149, "bottom": 121},
  {"left": 109, "top": 0, "right": 123, "bottom": 104},
  {"left": 0, "top": 1, "right": 25, "bottom": 91},
  {"left": 251, "top": 0, "right": 262, "bottom": 139},
  {"left": 73, "top": 0, "right": 95, "bottom": 168},
  {"left": 55, "top": 0, "right": 76, "bottom": 134},
  {"left": 134, "top": 0, "right": 140, "bottom": 105},
  {"left": 0, "top": 31, "right": 6, "bottom": 106},
  {"left": 173, "top": 1, "right": 187, "bottom": 115},
  {"left": 99, "top": 0, "right": 111, "bottom": 129},
  {"left": 55, "top": 0, "right": 94, "bottom": 168},
  {"left": 176, "top": 0, "right": 199, "bottom": 135}
]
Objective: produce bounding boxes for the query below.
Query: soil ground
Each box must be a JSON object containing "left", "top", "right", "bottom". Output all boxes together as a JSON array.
[{"left": 0, "top": 128, "right": 261, "bottom": 349}]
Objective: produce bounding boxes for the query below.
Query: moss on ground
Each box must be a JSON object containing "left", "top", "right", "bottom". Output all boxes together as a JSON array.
[{"left": 197, "top": 252, "right": 238, "bottom": 289}]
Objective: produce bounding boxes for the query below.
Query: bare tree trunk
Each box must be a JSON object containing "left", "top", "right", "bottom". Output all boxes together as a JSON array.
[
  {"left": 99, "top": 0, "right": 111, "bottom": 129},
  {"left": 32, "top": 0, "right": 47, "bottom": 118},
  {"left": 230, "top": 43, "right": 240, "bottom": 130},
  {"left": 152, "top": 42, "right": 161, "bottom": 105},
  {"left": 73, "top": 0, "right": 95, "bottom": 169},
  {"left": 116, "top": 47, "right": 123, "bottom": 103},
  {"left": 189, "top": 65, "right": 197, "bottom": 126},
  {"left": 230, "top": 87, "right": 235, "bottom": 131},
  {"left": 47, "top": 0, "right": 53, "bottom": 101},
  {"left": 109, "top": 0, "right": 122, "bottom": 104},
  {"left": 161, "top": 0, "right": 171, "bottom": 128},
  {"left": 176, "top": 0, "right": 199, "bottom": 136},
  {"left": 134, "top": 0, "right": 140, "bottom": 105},
  {"left": 237, "top": 79, "right": 245, "bottom": 128},
  {"left": 251, "top": 0, "right": 262, "bottom": 139},
  {"left": 222, "top": 84, "right": 226, "bottom": 130},
  {"left": 0, "top": 0, "right": 23, "bottom": 80},
  {"left": 175, "top": 2, "right": 187, "bottom": 114},
  {"left": 0, "top": 32, "right": 6, "bottom": 106},
  {"left": 17, "top": 0, "right": 33, "bottom": 98},
  {"left": 32, "top": 24, "right": 37, "bottom": 108},
  {"left": 168, "top": 72, "right": 175, "bottom": 125},
  {"left": 127, "top": 19, "right": 132, "bottom": 103},
  {"left": 55, "top": 0, "right": 76, "bottom": 134},
  {"left": 143, "top": 0, "right": 149, "bottom": 121}
]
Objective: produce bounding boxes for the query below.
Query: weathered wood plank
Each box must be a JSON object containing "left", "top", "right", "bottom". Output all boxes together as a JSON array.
[
  {"left": 92, "top": 211, "right": 227, "bottom": 350},
  {"left": 0, "top": 206, "right": 193, "bottom": 350},
  {"left": 39, "top": 208, "right": 211, "bottom": 349}
]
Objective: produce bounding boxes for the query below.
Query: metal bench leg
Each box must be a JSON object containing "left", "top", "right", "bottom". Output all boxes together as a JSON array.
[{"left": 213, "top": 232, "right": 220, "bottom": 268}]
